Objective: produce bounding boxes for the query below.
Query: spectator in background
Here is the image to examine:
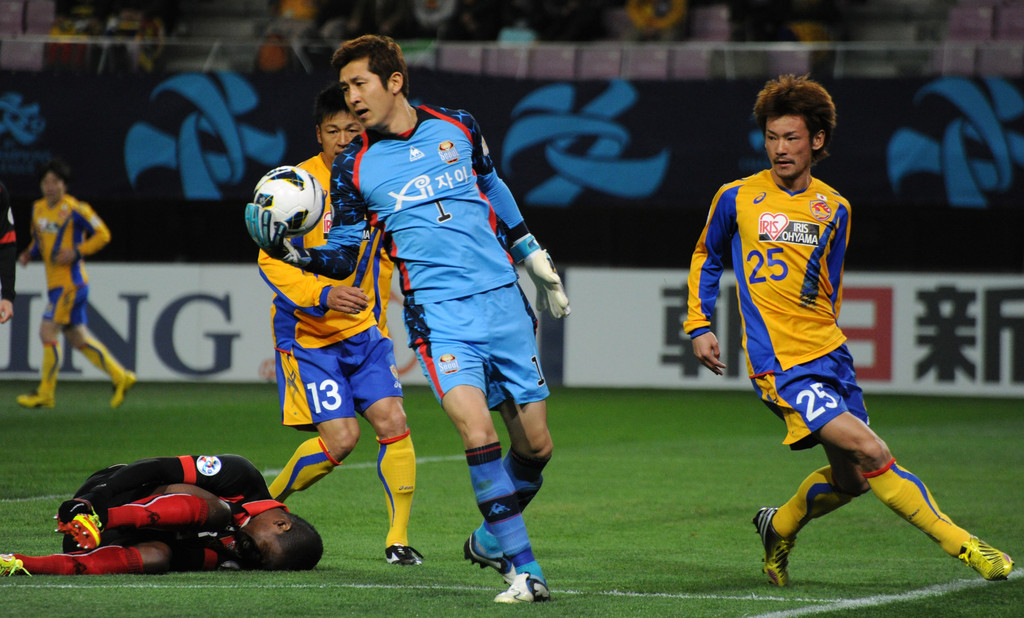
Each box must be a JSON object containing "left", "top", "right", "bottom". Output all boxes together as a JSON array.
[
  {"left": 0, "top": 179, "right": 15, "bottom": 325},
  {"left": 315, "top": 0, "right": 418, "bottom": 43},
  {"left": 532, "top": 0, "right": 607, "bottom": 41},
  {"left": 626, "top": 0, "right": 687, "bottom": 41},
  {"left": 412, "top": 0, "right": 458, "bottom": 39},
  {"left": 16, "top": 158, "right": 136, "bottom": 410},
  {"left": 443, "top": 0, "right": 504, "bottom": 40},
  {"left": 735, "top": 0, "right": 841, "bottom": 42}
]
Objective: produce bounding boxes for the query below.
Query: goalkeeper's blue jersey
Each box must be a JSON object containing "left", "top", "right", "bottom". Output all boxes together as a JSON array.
[{"left": 308, "top": 105, "right": 524, "bottom": 304}]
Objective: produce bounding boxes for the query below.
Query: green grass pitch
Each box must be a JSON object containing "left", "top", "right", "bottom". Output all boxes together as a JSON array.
[{"left": 1, "top": 381, "right": 1021, "bottom": 616}]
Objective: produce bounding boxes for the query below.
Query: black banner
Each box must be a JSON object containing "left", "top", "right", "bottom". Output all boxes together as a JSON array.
[{"left": 3, "top": 70, "right": 1024, "bottom": 211}]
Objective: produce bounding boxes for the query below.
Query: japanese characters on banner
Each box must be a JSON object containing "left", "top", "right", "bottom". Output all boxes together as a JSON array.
[
  {"left": 1, "top": 265, "right": 1021, "bottom": 397},
  {"left": 563, "top": 268, "right": 1024, "bottom": 397}
]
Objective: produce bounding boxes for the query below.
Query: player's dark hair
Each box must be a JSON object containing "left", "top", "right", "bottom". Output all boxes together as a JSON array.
[
  {"left": 273, "top": 513, "right": 323, "bottom": 571},
  {"left": 331, "top": 34, "right": 409, "bottom": 98},
  {"left": 38, "top": 157, "right": 72, "bottom": 184},
  {"left": 313, "top": 82, "right": 351, "bottom": 126},
  {"left": 753, "top": 74, "right": 836, "bottom": 163}
]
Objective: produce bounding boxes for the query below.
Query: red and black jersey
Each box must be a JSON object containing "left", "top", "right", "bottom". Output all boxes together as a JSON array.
[{"left": 0, "top": 180, "right": 15, "bottom": 302}]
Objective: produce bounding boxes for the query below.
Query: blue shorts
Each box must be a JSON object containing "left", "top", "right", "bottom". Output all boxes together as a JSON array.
[
  {"left": 404, "top": 283, "right": 550, "bottom": 409},
  {"left": 276, "top": 326, "right": 402, "bottom": 429},
  {"left": 43, "top": 285, "right": 88, "bottom": 326},
  {"left": 752, "top": 344, "right": 868, "bottom": 450}
]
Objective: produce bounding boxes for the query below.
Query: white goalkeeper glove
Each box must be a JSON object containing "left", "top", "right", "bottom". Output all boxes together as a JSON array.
[
  {"left": 245, "top": 202, "right": 310, "bottom": 267},
  {"left": 511, "top": 234, "right": 571, "bottom": 319}
]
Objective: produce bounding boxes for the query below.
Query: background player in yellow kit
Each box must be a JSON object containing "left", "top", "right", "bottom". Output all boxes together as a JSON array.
[
  {"left": 685, "top": 74, "right": 1013, "bottom": 587},
  {"left": 17, "top": 158, "right": 136, "bottom": 409},
  {"left": 256, "top": 83, "right": 421, "bottom": 566}
]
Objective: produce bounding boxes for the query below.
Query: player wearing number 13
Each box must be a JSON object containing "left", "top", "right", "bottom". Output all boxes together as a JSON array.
[
  {"left": 256, "top": 83, "right": 422, "bottom": 567},
  {"left": 684, "top": 74, "right": 1012, "bottom": 586}
]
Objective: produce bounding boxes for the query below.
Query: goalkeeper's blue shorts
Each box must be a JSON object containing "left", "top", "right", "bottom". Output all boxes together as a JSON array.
[
  {"left": 405, "top": 282, "right": 549, "bottom": 409},
  {"left": 276, "top": 326, "right": 403, "bottom": 429},
  {"left": 751, "top": 344, "right": 868, "bottom": 450}
]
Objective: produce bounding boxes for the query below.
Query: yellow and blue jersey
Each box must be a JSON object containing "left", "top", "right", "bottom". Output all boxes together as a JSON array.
[
  {"left": 26, "top": 194, "right": 110, "bottom": 290},
  {"left": 685, "top": 169, "right": 850, "bottom": 376},
  {"left": 258, "top": 153, "right": 394, "bottom": 352}
]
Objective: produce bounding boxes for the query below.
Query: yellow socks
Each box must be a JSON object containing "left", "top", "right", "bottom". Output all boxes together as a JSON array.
[
  {"left": 865, "top": 459, "right": 970, "bottom": 556},
  {"left": 78, "top": 336, "right": 126, "bottom": 384},
  {"left": 269, "top": 437, "right": 338, "bottom": 502},
  {"left": 39, "top": 341, "right": 60, "bottom": 397},
  {"left": 378, "top": 430, "right": 416, "bottom": 548},
  {"left": 772, "top": 466, "right": 855, "bottom": 539}
]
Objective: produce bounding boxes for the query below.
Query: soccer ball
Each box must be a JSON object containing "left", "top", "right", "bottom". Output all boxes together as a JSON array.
[{"left": 251, "top": 166, "right": 325, "bottom": 238}]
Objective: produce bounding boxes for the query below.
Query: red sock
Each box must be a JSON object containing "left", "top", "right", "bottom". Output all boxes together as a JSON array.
[
  {"left": 106, "top": 493, "right": 209, "bottom": 530},
  {"left": 16, "top": 546, "right": 143, "bottom": 575}
]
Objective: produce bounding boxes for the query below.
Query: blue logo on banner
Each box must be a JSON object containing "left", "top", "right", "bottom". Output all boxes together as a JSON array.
[
  {"left": 887, "top": 77, "right": 1024, "bottom": 208},
  {"left": 0, "top": 92, "right": 45, "bottom": 145},
  {"left": 124, "top": 73, "right": 286, "bottom": 199},
  {"left": 502, "top": 80, "right": 670, "bottom": 207}
]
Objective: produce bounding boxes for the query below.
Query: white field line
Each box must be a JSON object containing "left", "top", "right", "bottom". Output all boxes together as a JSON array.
[
  {"left": 750, "top": 569, "right": 1022, "bottom": 618},
  {"left": 0, "top": 579, "right": 842, "bottom": 604}
]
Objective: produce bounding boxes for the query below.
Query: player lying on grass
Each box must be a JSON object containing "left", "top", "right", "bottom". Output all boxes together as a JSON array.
[{"left": 1, "top": 454, "right": 322, "bottom": 576}]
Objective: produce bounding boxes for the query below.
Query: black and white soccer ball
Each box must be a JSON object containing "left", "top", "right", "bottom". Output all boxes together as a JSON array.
[{"left": 252, "top": 166, "right": 325, "bottom": 238}]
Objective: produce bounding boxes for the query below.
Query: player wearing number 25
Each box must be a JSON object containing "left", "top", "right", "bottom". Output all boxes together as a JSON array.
[{"left": 684, "top": 74, "right": 1012, "bottom": 587}]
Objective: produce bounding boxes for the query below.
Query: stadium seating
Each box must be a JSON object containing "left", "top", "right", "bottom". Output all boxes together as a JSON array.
[
  {"left": 437, "top": 43, "right": 484, "bottom": 74},
  {"left": 977, "top": 43, "right": 1024, "bottom": 76},
  {"left": 528, "top": 45, "right": 577, "bottom": 80},
  {"left": 24, "top": 0, "right": 53, "bottom": 34},
  {"left": 0, "top": 39, "right": 45, "bottom": 70},
  {"left": 577, "top": 45, "right": 622, "bottom": 80},
  {"left": 484, "top": 46, "right": 528, "bottom": 78},
  {"left": 670, "top": 47, "right": 712, "bottom": 79},
  {"left": 945, "top": 4, "right": 994, "bottom": 41},
  {"left": 622, "top": 46, "right": 669, "bottom": 80},
  {"left": 766, "top": 49, "right": 812, "bottom": 76},
  {"left": 995, "top": 4, "right": 1024, "bottom": 40},
  {"left": 0, "top": 0, "right": 23, "bottom": 36},
  {"left": 690, "top": 4, "right": 731, "bottom": 42}
]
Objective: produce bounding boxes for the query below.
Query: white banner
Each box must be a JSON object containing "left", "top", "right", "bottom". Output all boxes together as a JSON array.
[
  {"left": 4, "top": 264, "right": 1022, "bottom": 398},
  {"left": 0, "top": 263, "right": 427, "bottom": 384},
  {"left": 561, "top": 267, "right": 1024, "bottom": 398}
]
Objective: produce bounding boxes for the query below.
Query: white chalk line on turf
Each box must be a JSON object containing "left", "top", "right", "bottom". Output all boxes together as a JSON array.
[
  {"left": 750, "top": 569, "right": 1022, "bottom": 618},
  {"left": 0, "top": 580, "right": 841, "bottom": 604},
  {"left": 0, "top": 455, "right": 465, "bottom": 504}
]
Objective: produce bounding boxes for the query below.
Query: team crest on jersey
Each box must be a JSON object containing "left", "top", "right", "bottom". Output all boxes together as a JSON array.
[
  {"left": 438, "top": 353, "right": 460, "bottom": 374},
  {"left": 409, "top": 146, "right": 424, "bottom": 161},
  {"left": 758, "top": 212, "right": 820, "bottom": 246},
  {"left": 809, "top": 198, "right": 832, "bottom": 221},
  {"left": 196, "top": 456, "right": 222, "bottom": 476},
  {"left": 438, "top": 141, "right": 459, "bottom": 164}
]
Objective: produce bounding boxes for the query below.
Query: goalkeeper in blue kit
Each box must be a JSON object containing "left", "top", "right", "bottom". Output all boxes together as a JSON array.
[{"left": 252, "top": 34, "right": 569, "bottom": 603}]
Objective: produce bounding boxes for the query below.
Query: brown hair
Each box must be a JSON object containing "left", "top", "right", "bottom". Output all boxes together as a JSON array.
[
  {"left": 753, "top": 74, "right": 836, "bottom": 163},
  {"left": 331, "top": 35, "right": 409, "bottom": 98}
]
